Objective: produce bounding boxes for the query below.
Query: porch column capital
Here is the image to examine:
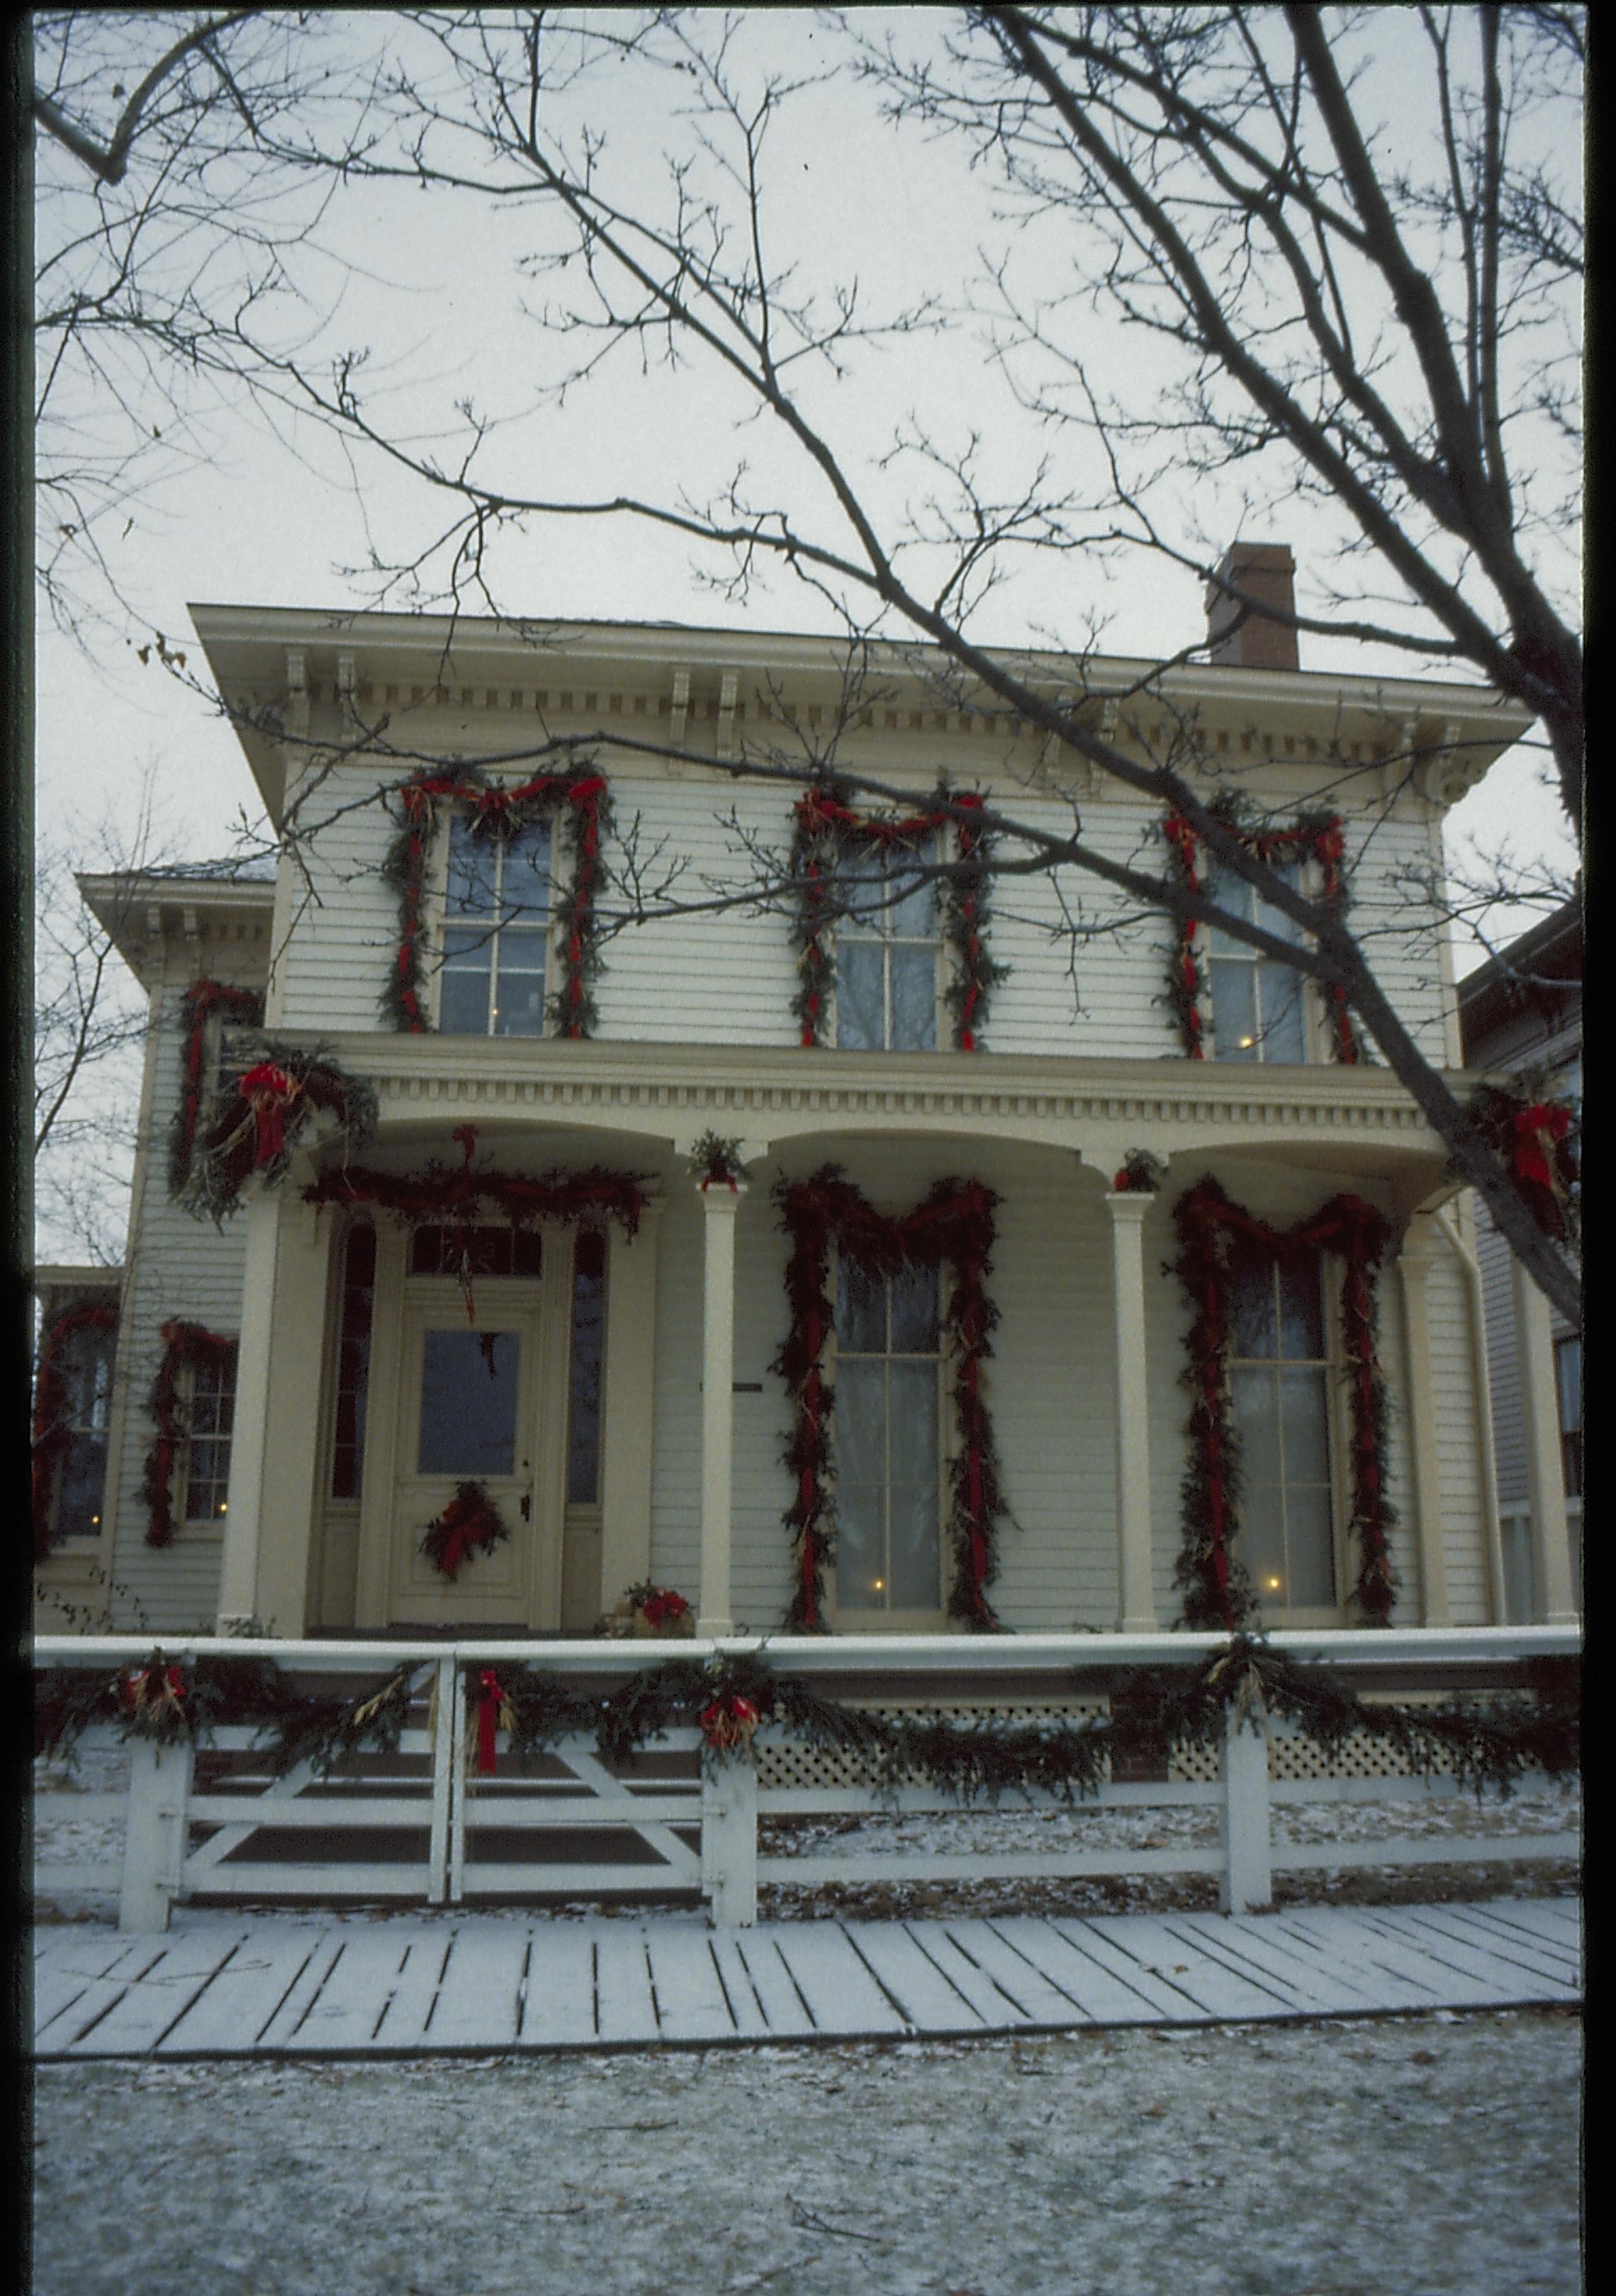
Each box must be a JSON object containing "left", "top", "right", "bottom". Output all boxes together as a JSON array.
[
  {"left": 1105, "top": 1188, "right": 1159, "bottom": 1632},
  {"left": 697, "top": 1178, "right": 748, "bottom": 1636}
]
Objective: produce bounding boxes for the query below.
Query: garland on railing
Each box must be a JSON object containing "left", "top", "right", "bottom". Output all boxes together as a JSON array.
[
  {"left": 138, "top": 1320, "right": 238, "bottom": 1547},
  {"left": 1464, "top": 1077, "right": 1581, "bottom": 1249},
  {"left": 35, "top": 1653, "right": 417, "bottom": 1774},
  {"left": 1162, "top": 807, "right": 1358, "bottom": 1062},
  {"left": 380, "top": 762, "right": 611, "bottom": 1037},
  {"left": 421, "top": 1480, "right": 511, "bottom": 1580},
  {"left": 31, "top": 1298, "right": 119, "bottom": 1560},
  {"left": 1172, "top": 1180, "right": 1398, "bottom": 1632},
  {"left": 176, "top": 1038, "right": 378, "bottom": 1222},
  {"left": 167, "top": 979, "right": 265, "bottom": 1195},
  {"left": 788, "top": 780, "right": 1006, "bottom": 1051},
  {"left": 773, "top": 1166, "right": 1004, "bottom": 1633}
]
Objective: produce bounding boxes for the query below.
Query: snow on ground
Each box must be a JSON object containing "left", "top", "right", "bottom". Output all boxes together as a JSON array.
[{"left": 31, "top": 2005, "right": 1581, "bottom": 2295}]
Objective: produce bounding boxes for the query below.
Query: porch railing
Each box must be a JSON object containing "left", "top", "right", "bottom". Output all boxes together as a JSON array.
[{"left": 32, "top": 1628, "right": 1580, "bottom": 1934}]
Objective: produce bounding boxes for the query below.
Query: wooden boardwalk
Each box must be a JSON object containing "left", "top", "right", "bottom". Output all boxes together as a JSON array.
[{"left": 32, "top": 1895, "right": 1580, "bottom": 2061}]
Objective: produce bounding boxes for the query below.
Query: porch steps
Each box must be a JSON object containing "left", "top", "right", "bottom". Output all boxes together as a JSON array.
[{"left": 31, "top": 1893, "right": 1580, "bottom": 2059}]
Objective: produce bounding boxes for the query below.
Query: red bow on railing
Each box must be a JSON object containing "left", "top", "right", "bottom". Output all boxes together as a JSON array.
[
  {"left": 699, "top": 1693, "right": 761, "bottom": 1754},
  {"left": 475, "top": 1670, "right": 512, "bottom": 1774},
  {"left": 239, "top": 1062, "right": 302, "bottom": 1166}
]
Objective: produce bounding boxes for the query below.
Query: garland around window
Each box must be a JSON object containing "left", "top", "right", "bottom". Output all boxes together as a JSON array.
[
  {"left": 380, "top": 762, "right": 610, "bottom": 1037},
  {"left": 167, "top": 979, "right": 264, "bottom": 1195},
  {"left": 1162, "top": 808, "right": 1358, "bottom": 1063},
  {"left": 789, "top": 782, "right": 1005, "bottom": 1051},
  {"left": 1172, "top": 1179, "right": 1397, "bottom": 1632},
  {"left": 774, "top": 1166, "right": 1004, "bottom": 1633},
  {"left": 138, "top": 1319, "right": 238, "bottom": 1548},
  {"left": 31, "top": 1298, "right": 119, "bottom": 1560}
]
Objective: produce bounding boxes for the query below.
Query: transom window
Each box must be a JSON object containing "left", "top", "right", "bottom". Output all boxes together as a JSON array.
[
  {"left": 1227, "top": 1242, "right": 1336, "bottom": 1609},
  {"left": 183, "top": 1347, "right": 237, "bottom": 1524},
  {"left": 439, "top": 812, "right": 553, "bottom": 1036},
  {"left": 1206, "top": 861, "right": 1310, "bottom": 1062},
  {"left": 834, "top": 840, "right": 939, "bottom": 1051},
  {"left": 833, "top": 1259, "right": 943, "bottom": 1614},
  {"left": 410, "top": 1225, "right": 543, "bottom": 1279}
]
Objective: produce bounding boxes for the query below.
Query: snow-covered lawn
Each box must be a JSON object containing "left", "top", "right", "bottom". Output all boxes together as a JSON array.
[{"left": 32, "top": 2005, "right": 1581, "bottom": 2294}]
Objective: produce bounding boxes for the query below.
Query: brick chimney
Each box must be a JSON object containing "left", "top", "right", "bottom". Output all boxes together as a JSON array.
[{"left": 1204, "top": 541, "right": 1298, "bottom": 670}]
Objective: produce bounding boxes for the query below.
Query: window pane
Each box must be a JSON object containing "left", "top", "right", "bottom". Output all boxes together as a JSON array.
[
  {"left": 1241, "top": 1480, "right": 1288, "bottom": 1603},
  {"left": 887, "top": 1359, "right": 938, "bottom": 1488},
  {"left": 1286, "top": 1482, "right": 1336, "bottom": 1607},
  {"left": 890, "top": 1262, "right": 940, "bottom": 1353},
  {"left": 889, "top": 945, "right": 937, "bottom": 1050},
  {"left": 834, "top": 850, "right": 884, "bottom": 939},
  {"left": 835, "top": 1481, "right": 886, "bottom": 1609},
  {"left": 1253, "top": 865, "right": 1305, "bottom": 946},
  {"left": 1277, "top": 1259, "right": 1325, "bottom": 1360},
  {"left": 1232, "top": 1364, "right": 1282, "bottom": 1490},
  {"left": 887, "top": 850, "right": 937, "bottom": 938},
  {"left": 834, "top": 1359, "right": 886, "bottom": 1487},
  {"left": 503, "top": 820, "right": 553, "bottom": 918},
  {"left": 1279, "top": 1366, "right": 1331, "bottom": 1487},
  {"left": 836, "top": 1261, "right": 887, "bottom": 1354},
  {"left": 493, "top": 927, "right": 547, "bottom": 1037},
  {"left": 1258, "top": 962, "right": 1308, "bottom": 1062},
  {"left": 1205, "top": 868, "right": 1256, "bottom": 953},
  {"left": 417, "top": 1329, "right": 520, "bottom": 1475},
  {"left": 889, "top": 1475, "right": 941, "bottom": 1608},
  {"left": 836, "top": 942, "right": 885, "bottom": 1049},
  {"left": 1229, "top": 1250, "right": 1277, "bottom": 1359},
  {"left": 56, "top": 1436, "right": 108, "bottom": 1538},
  {"left": 1210, "top": 957, "right": 1259, "bottom": 1059},
  {"left": 445, "top": 817, "right": 498, "bottom": 916},
  {"left": 440, "top": 929, "right": 493, "bottom": 1034}
]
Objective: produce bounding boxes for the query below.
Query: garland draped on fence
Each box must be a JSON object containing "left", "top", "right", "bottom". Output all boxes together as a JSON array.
[
  {"left": 35, "top": 1639, "right": 1578, "bottom": 1804},
  {"left": 380, "top": 763, "right": 611, "bottom": 1037},
  {"left": 774, "top": 1167, "right": 1004, "bottom": 1633},
  {"left": 176, "top": 1040, "right": 378, "bottom": 1222},
  {"left": 1172, "top": 1180, "right": 1398, "bottom": 1632},
  {"left": 1162, "top": 809, "right": 1358, "bottom": 1063},
  {"left": 789, "top": 782, "right": 1005, "bottom": 1050},
  {"left": 138, "top": 1320, "right": 237, "bottom": 1547},
  {"left": 31, "top": 1299, "right": 119, "bottom": 1560},
  {"left": 167, "top": 979, "right": 264, "bottom": 1195}
]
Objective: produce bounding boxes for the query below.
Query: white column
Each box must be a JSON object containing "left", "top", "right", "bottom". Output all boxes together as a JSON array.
[
  {"left": 697, "top": 1180, "right": 746, "bottom": 1637},
  {"left": 253, "top": 1198, "right": 335, "bottom": 1638},
  {"left": 600, "top": 1197, "right": 663, "bottom": 1610},
  {"left": 215, "top": 1186, "right": 284, "bottom": 1633},
  {"left": 1106, "top": 1192, "right": 1159, "bottom": 1631},
  {"left": 1396, "top": 1220, "right": 1450, "bottom": 1626},
  {"left": 1218, "top": 1707, "right": 1273, "bottom": 1914},
  {"left": 1510, "top": 1256, "right": 1579, "bottom": 1623}
]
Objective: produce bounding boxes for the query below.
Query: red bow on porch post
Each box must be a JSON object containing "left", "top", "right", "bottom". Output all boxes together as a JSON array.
[
  {"left": 476, "top": 1670, "right": 510, "bottom": 1774},
  {"left": 238, "top": 1062, "right": 302, "bottom": 1166}
]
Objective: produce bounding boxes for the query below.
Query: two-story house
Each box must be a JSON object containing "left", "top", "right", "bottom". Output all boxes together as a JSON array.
[{"left": 32, "top": 570, "right": 1580, "bottom": 1643}]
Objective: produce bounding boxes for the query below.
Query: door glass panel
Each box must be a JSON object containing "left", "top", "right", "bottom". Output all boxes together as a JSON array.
[{"left": 417, "top": 1328, "right": 520, "bottom": 1475}]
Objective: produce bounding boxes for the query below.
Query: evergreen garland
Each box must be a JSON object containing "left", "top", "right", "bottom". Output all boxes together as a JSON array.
[
  {"left": 167, "top": 979, "right": 265, "bottom": 1195},
  {"left": 1464, "top": 1075, "right": 1581, "bottom": 1249},
  {"left": 1162, "top": 805, "right": 1359, "bottom": 1062},
  {"left": 138, "top": 1320, "right": 238, "bottom": 1547},
  {"left": 304, "top": 1148, "right": 644, "bottom": 1235},
  {"left": 31, "top": 1298, "right": 119, "bottom": 1560},
  {"left": 788, "top": 780, "right": 1006, "bottom": 1051},
  {"left": 378, "top": 762, "right": 612, "bottom": 1037},
  {"left": 773, "top": 1166, "right": 1005, "bottom": 1633},
  {"left": 1172, "top": 1180, "right": 1398, "bottom": 1631},
  {"left": 176, "top": 1038, "right": 378, "bottom": 1222},
  {"left": 35, "top": 1653, "right": 417, "bottom": 1776}
]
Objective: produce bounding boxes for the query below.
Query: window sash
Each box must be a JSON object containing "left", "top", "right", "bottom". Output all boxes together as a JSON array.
[
  {"left": 1228, "top": 1254, "right": 1338, "bottom": 1611},
  {"left": 439, "top": 813, "right": 554, "bottom": 1037},
  {"left": 1206, "top": 862, "right": 1311, "bottom": 1063},
  {"left": 833, "top": 1260, "right": 944, "bottom": 1616},
  {"left": 833, "top": 840, "right": 941, "bottom": 1052},
  {"left": 182, "top": 1351, "right": 237, "bottom": 1524}
]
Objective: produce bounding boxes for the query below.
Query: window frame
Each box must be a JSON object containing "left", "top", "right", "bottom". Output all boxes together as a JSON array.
[
  {"left": 826, "top": 1251, "right": 951, "bottom": 1630},
  {"left": 178, "top": 1341, "right": 238, "bottom": 1531},
  {"left": 1225, "top": 1244, "right": 1347, "bottom": 1621},
  {"left": 432, "top": 803, "right": 560, "bottom": 1039},
  {"left": 1204, "top": 855, "right": 1320, "bottom": 1065},
  {"left": 829, "top": 833, "right": 946, "bottom": 1054}
]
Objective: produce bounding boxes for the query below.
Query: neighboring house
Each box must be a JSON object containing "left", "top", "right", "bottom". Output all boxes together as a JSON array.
[
  {"left": 31, "top": 553, "right": 1581, "bottom": 1640},
  {"left": 1458, "top": 899, "right": 1582, "bottom": 1621}
]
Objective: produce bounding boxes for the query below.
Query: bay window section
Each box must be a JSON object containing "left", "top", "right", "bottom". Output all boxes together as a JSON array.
[
  {"left": 1228, "top": 1242, "right": 1336, "bottom": 1611},
  {"left": 834, "top": 1259, "right": 943, "bottom": 1615},
  {"left": 1206, "top": 860, "right": 1310, "bottom": 1062},
  {"left": 439, "top": 811, "right": 553, "bottom": 1036},
  {"left": 835, "top": 840, "right": 939, "bottom": 1051}
]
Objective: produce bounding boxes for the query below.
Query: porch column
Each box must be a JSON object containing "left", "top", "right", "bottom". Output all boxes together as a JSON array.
[
  {"left": 1510, "top": 1256, "right": 1579, "bottom": 1623},
  {"left": 697, "top": 1178, "right": 746, "bottom": 1637},
  {"left": 1106, "top": 1191, "right": 1159, "bottom": 1632},
  {"left": 217, "top": 1186, "right": 332, "bottom": 1636},
  {"left": 1396, "top": 1220, "right": 1450, "bottom": 1626},
  {"left": 599, "top": 1196, "right": 663, "bottom": 1610}
]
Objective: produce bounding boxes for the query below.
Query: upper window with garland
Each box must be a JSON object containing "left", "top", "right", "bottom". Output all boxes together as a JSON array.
[
  {"left": 439, "top": 809, "right": 555, "bottom": 1037},
  {"left": 790, "top": 783, "right": 1004, "bottom": 1053}
]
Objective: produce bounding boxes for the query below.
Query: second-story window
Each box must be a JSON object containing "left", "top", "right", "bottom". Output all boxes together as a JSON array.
[
  {"left": 1228, "top": 1239, "right": 1336, "bottom": 1609},
  {"left": 439, "top": 812, "right": 553, "bottom": 1036},
  {"left": 1206, "top": 860, "right": 1311, "bottom": 1062},
  {"left": 834, "top": 840, "right": 939, "bottom": 1052}
]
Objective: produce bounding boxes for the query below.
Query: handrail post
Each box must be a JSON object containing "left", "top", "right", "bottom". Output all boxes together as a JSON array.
[
  {"left": 119, "top": 1735, "right": 194, "bottom": 1933},
  {"left": 428, "top": 1654, "right": 458, "bottom": 1908},
  {"left": 1219, "top": 1704, "right": 1273, "bottom": 1913},
  {"left": 702, "top": 1752, "right": 758, "bottom": 1928}
]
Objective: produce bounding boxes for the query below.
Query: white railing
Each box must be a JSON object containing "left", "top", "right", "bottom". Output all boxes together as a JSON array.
[{"left": 32, "top": 1628, "right": 1580, "bottom": 1932}]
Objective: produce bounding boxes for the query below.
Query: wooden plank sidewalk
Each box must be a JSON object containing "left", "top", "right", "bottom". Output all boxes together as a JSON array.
[{"left": 31, "top": 1894, "right": 1580, "bottom": 2061}]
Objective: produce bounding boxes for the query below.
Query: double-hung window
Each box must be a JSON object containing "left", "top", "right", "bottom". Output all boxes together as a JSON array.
[
  {"left": 439, "top": 811, "right": 553, "bottom": 1036},
  {"left": 1227, "top": 1242, "right": 1337, "bottom": 1611},
  {"left": 833, "top": 1259, "right": 943, "bottom": 1618},
  {"left": 834, "top": 840, "right": 939, "bottom": 1051},
  {"left": 50, "top": 1321, "right": 115, "bottom": 1542},
  {"left": 1206, "top": 860, "right": 1311, "bottom": 1062},
  {"left": 183, "top": 1346, "right": 237, "bottom": 1524}
]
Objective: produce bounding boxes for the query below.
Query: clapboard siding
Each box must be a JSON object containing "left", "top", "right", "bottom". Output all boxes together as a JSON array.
[{"left": 271, "top": 736, "right": 1455, "bottom": 1064}]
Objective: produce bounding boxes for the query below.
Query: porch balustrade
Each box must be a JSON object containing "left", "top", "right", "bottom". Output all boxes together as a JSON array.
[{"left": 33, "top": 1628, "right": 1578, "bottom": 1935}]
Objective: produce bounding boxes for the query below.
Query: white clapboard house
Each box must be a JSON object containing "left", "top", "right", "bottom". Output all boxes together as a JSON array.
[{"left": 32, "top": 559, "right": 1581, "bottom": 1645}]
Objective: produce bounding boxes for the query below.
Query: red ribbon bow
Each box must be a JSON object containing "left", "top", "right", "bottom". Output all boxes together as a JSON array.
[
  {"left": 239, "top": 1062, "right": 301, "bottom": 1166},
  {"left": 1513, "top": 1103, "right": 1571, "bottom": 1196},
  {"left": 699, "top": 1694, "right": 761, "bottom": 1753},
  {"left": 476, "top": 1670, "right": 507, "bottom": 1774}
]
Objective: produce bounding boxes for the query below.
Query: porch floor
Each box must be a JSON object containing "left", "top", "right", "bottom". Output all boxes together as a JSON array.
[{"left": 33, "top": 1893, "right": 1580, "bottom": 2059}]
